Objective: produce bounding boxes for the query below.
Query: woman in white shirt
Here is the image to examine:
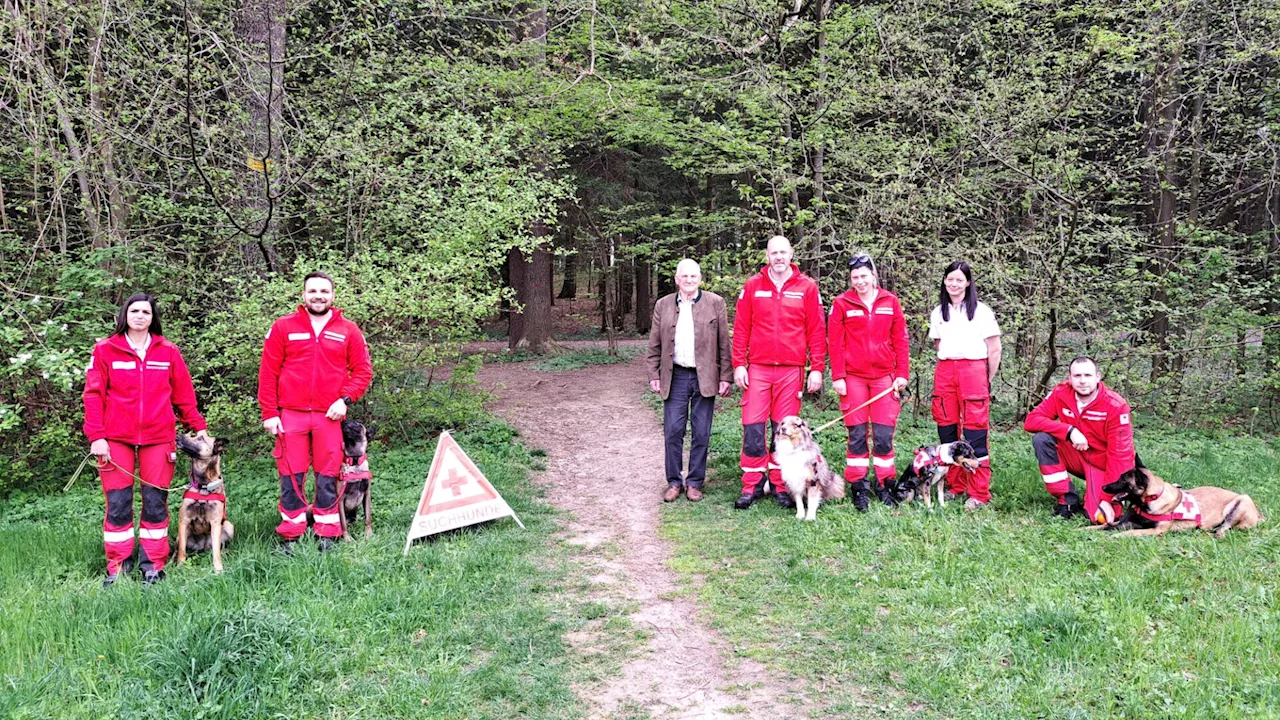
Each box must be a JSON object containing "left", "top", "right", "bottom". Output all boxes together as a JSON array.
[{"left": 927, "top": 261, "right": 1002, "bottom": 510}]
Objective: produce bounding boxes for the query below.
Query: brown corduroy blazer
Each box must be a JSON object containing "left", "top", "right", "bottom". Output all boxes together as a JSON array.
[{"left": 645, "top": 291, "right": 733, "bottom": 400}]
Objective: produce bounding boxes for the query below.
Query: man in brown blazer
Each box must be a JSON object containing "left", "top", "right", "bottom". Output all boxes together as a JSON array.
[{"left": 646, "top": 258, "right": 733, "bottom": 502}]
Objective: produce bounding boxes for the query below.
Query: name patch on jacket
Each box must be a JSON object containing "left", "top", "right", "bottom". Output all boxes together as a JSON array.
[
  {"left": 846, "top": 309, "right": 865, "bottom": 317},
  {"left": 783, "top": 291, "right": 805, "bottom": 299},
  {"left": 145, "top": 361, "right": 170, "bottom": 370},
  {"left": 875, "top": 307, "right": 894, "bottom": 315},
  {"left": 112, "top": 361, "right": 137, "bottom": 370},
  {"left": 754, "top": 290, "right": 772, "bottom": 298},
  {"left": 288, "top": 332, "right": 310, "bottom": 341},
  {"left": 322, "top": 331, "right": 346, "bottom": 343}
]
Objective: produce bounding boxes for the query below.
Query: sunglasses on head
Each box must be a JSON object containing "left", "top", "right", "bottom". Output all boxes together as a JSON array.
[{"left": 848, "top": 254, "right": 873, "bottom": 268}]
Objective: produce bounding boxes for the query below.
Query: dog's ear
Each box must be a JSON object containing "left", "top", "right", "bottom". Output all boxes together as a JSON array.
[{"left": 212, "top": 438, "right": 228, "bottom": 455}]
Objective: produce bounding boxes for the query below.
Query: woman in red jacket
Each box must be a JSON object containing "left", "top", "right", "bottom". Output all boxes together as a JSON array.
[
  {"left": 827, "top": 253, "right": 910, "bottom": 511},
  {"left": 83, "top": 294, "right": 207, "bottom": 586},
  {"left": 927, "top": 261, "right": 1002, "bottom": 510}
]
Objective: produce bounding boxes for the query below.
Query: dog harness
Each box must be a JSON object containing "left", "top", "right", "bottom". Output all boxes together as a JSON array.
[
  {"left": 341, "top": 455, "right": 371, "bottom": 483},
  {"left": 1136, "top": 490, "right": 1202, "bottom": 526},
  {"left": 911, "top": 445, "right": 942, "bottom": 474},
  {"left": 185, "top": 466, "right": 226, "bottom": 505}
]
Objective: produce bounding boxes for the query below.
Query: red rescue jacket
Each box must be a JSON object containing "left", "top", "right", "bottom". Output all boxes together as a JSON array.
[
  {"left": 257, "top": 307, "right": 374, "bottom": 421},
  {"left": 827, "top": 288, "right": 909, "bottom": 382},
  {"left": 82, "top": 334, "right": 206, "bottom": 445},
  {"left": 1023, "top": 381, "right": 1135, "bottom": 488},
  {"left": 731, "top": 265, "right": 826, "bottom": 372}
]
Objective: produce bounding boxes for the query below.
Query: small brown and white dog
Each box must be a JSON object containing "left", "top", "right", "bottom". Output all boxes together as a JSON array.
[
  {"left": 1103, "top": 467, "right": 1263, "bottom": 538},
  {"left": 175, "top": 434, "right": 234, "bottom": 573},
  {"left": 774, "top": 416, "right": 845, "bottom": 521}
]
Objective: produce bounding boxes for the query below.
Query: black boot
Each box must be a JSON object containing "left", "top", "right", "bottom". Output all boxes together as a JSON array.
[
  {"left": 776, "top": 492, "right": 795, "bottom": 510},
  {"left": 1053, "top": 491, "right": 1082, "bottom": 519}
]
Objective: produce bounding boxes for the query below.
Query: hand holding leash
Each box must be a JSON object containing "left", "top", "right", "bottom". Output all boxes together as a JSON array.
[
  {"left": 814, "top": 384, "right": 899, "bottom": 434},
  {"left": 89, "top": 438, "right": 111, "bottom": 463}
]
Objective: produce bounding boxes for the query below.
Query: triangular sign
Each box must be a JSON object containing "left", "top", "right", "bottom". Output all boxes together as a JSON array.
[{"left": 403, "top": 430, "right": 524, "bottom": 554}]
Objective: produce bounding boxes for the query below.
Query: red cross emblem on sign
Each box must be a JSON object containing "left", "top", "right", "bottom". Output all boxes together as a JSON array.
[{"left": 442, "top": 468, "right": 468, "bottom": 496}]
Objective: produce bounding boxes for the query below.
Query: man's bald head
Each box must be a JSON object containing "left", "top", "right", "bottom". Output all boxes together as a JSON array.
[
  {"left": 675, "top": 258, "right": 702, "bottom": 298},
  {"left": 766, "top": 235, "right": 794, "bottom": 275}
]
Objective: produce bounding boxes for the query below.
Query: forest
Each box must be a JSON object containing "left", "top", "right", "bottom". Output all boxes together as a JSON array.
[{"left": 3, "top": 0, "right": 1279, "bottom": 492}]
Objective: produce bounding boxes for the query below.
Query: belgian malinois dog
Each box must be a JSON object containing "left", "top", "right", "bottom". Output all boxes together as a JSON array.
[
  {"left": 1103, "top": 467, "right": 1262, "bottom": 538},
  {"left": 175, "top": 434, "right": 234, "bottom": 573}
]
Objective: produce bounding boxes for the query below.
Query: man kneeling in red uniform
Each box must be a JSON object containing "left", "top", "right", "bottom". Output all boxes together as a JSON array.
[{"left": 1024, "top": 356, "right": 1136, "bottom": 523}]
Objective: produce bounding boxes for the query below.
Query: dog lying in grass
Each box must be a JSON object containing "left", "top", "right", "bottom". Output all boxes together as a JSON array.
[
  {"left": 340, "top": 420, "right": 374, "bottom": 540},
  {"left": 1102, "top": 467, "right": 1262, "bottom": 538},
  {"left": 175, "top": 434, "right": 233, "bottom": 573},
  {"left": 884, "top": 441, "right": 979, "bottom": 508},
  {"left": 773, "top": 416, "right": 844, "bottom": 521}
]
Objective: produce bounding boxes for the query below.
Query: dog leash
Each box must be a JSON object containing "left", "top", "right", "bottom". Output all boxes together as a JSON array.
[
  {"left": 63, "top": 452, "right": 190, "bottom": 494},
  {"left": 814, "top": 385, "right": 899, "bottom": 434},
  {"left": 274, "top": 430, "right": 312, "bottom": 505}
]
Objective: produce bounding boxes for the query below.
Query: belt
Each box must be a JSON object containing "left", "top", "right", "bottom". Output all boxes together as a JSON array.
[{"left": 673, "top": 363, "right": 697, "bottom": 370}]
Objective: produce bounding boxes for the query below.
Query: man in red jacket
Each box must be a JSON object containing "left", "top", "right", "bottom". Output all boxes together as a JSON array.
[
  {"left": 732, "top": 235, "right": 826, "bottom": 510},
  {"left": 258, "top": 272, "right": 374, "bottom": 549},
  {"left": 1023, "top": 356, "right": 1135, "bottom": 523}
]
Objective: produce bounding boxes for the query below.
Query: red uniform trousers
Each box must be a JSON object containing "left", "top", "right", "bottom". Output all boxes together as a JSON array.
[
  {"left": 273, "top": 408, "right": 344, "bottom": 540},
  {"left": 840, "top": 375, "right": 901, "bottom": 490},
  {"left": 98, "top": 441, "right": 175, "bottom": 575},
  {"left": 739, "top": 364, "right": 804, "bottom": 495},
  {"left": 932, "top": 359, "right": 992, "bottom": 503},
  {"left": 1032, "top": 432, "right": 1117, "bottom": 523}
]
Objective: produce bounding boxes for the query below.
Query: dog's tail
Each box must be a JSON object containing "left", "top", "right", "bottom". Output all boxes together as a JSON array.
[
  {"left": 813, "top": 458, "right": 844, "bottom": 500},
  {"left": 1211, "top": 495, "right": 1262, "bottom": 535}
]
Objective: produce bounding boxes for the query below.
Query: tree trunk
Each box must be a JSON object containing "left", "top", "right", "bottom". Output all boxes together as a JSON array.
[
  {"left": 558, "top": 251, "right": 578, "bottom": 298},
  {"left": 634, "top": 254, "right": 652, "bottom": 335},
  {"left": 1141, "top": 32, "right": 1182, "bottom": 383},
  {"left": 507, "top": 247, "right": 526, "bottom": 347},
  {"left": 236, "top": 0, "right": 285, "bottom": 274}
]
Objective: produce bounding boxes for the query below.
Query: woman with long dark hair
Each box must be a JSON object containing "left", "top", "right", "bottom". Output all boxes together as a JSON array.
[
  {"left": 927, "top": 262, "right": 1002, "bottom": 509},
  {"left": 83, "top": 294, "right": 207, "bottom": 586}
]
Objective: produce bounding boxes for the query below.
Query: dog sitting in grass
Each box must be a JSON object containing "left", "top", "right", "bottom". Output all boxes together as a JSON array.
[
  {"left": 884, "top": 441, "right": 979, "bottom": 508},
  {"left": 773, "top": 416, "right": 844, "bottom": 521},
  {"left": 1102, "top": 467, "right": 1262, "bottom": 538},
  {"left": 340, "top": 420, "right": 374, "bottom": 540},
  {"left": 175, "top": 433, "right": 233, "bottom": 573}
]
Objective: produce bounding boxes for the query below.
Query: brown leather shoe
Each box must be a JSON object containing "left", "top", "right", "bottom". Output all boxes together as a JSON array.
[
  {"left": 686, "top": 487, "right": 703, "bottom": 502},
  {"left": 662, "top": 485, "right": 683, "bottom": 502}
]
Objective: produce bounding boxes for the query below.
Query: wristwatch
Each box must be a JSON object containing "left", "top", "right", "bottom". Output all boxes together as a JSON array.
[{"left": 341, "top": 395, "right": 353, "bottom": 405}]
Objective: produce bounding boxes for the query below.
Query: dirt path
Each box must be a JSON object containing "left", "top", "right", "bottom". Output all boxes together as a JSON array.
[{"left": 478, "top": 354, "right": 803, "bottom": 720}]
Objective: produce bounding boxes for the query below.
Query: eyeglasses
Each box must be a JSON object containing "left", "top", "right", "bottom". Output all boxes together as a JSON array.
[{"left": 848, "top": 253, "right": 873, "bottom": 268}]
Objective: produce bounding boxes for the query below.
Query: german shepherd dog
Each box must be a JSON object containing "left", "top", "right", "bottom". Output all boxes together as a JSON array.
[
  {"left": 175, "top": 434, "right": 234, "bottom": 573},
  {"left": 1103, "top": 467, "right": 1263, "bottom": 538},
  {"left": 339, "top": 420, "right": 374, "bottom": 540},
  {"left": 773, "top": 416, "right": 845, "bottom": 521},
  {"left": 884, "top": 441, "right": 979, "bottom": 508}
]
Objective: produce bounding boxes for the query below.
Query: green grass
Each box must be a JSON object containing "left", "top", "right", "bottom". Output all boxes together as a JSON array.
[
  {"left": 661, "top": 396, "right": 1280, "bottom": 719},
  {"left": 530, "top": 348, "right": 641, "bottom": 372},
  {"left": 0, "top": 420, "right": 621, "bottom": 720}
]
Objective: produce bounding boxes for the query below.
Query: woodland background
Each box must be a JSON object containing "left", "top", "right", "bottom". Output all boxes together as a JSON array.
[{"left": 3, "top": 0, "right": 1279, "bottom": 492}]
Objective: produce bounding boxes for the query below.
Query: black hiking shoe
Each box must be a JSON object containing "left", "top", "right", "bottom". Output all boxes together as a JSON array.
[
  {"left": 1053, "top": 491, "right": 1082, "bottom": 520},
  {"left": 776, "top": 492, "right": 795, "bottom": 510},
  {"left": 734, "top": 494, "right": 756, "bottom": 510},
  {"left": 852, "top": 489, "right": 870, "bottom": 513},
  {"left": 103, "top": 572, "right": 120, "bottom": 588}
]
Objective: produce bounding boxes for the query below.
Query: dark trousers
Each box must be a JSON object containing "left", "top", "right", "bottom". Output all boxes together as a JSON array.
[{"left": 664, "top": 365, "right": 715, "bottom": 488}]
